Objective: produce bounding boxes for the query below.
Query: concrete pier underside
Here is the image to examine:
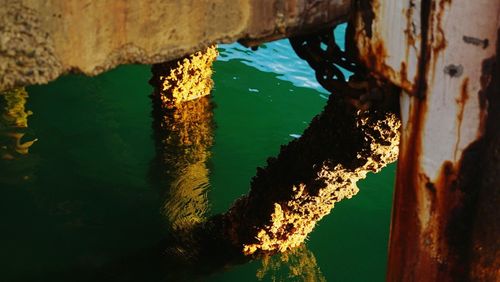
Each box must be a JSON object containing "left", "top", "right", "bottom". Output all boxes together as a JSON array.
[{"left": 0, "top": 0, "right": 351, "bottom": 91}]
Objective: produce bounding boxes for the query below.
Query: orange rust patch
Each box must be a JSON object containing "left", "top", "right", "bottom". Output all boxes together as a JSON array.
[
  {"left": 426, "top": 159, "right": 467, "bottom": 279},
  {"left": 404, "top": 1, "right": 418, "bottom": 65},
  {"left": 454, "top": 78, "right": 469, "bottom": 159},
  {"left": 434, "top": 0, "right": 451, "bottom": 54},
  {"left": 400, "top": 62, "right": 408, "bottom": 87},
  {"left": 429, "top": 0, "right": 451, "bottom": 79},
  {"left": 388, "top": 94, "right": 427, "bottom": 281},
  {"left": 354, "top": 0, "right": 414, "bottom": 92},
  {"left": 358, "top": 38, "right": 414, "bottom": 92}
]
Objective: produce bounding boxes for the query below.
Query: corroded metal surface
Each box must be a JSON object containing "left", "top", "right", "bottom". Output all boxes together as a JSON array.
[
  {"left": 354, "top": 0, "right": 499, "bottom": 280},
  {"left": 0, "top": 0, "right": 351, "bottom": 91}
]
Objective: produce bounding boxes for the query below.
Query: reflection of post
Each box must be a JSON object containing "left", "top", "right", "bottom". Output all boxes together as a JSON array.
[
  {"left": 0, "top": 87, "right": 37, "bottom": 185},
  {"left": 256, "top": 244, "right": 326, "bottom": 282},
  {"left": 150, "top": 46, "right": 217, "bottom": 232}
]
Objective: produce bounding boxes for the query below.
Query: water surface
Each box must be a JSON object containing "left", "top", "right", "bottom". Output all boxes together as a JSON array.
[{"left": 0, "top": 32, "right": 395, "bottom": 281}]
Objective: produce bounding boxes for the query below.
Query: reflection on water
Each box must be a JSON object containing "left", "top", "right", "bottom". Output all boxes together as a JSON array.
[
  {"left": 149, "top": 46, "right": 217, "bottom": 233},
  {"left": 146, "top": 33, "right": 397, "bottom": 277},
  {"left": 257, "top": 244, "right": 326, "bottom": 282},
  {"left": 150, "top": 46, "right": 218, "bottom": 107},
  {"left": 0, "top": 87, "right": 38, "bottom": 185},
  {"left": 0, "top": 35, "right": 396, "bottom": 281},
  {"left": 151, "top": 94, "right": 214, "bottom": 231},
  {"left": 217, "top": 24, "right": 347, "bottom": 94},
  {"left": 148, "top": 46, "right": 327, "bottom": 280}
]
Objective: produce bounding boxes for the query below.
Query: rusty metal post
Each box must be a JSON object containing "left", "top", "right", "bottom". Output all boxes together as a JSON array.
[{"left": 354, "top": 0, "right": 499, "bottom": 281}]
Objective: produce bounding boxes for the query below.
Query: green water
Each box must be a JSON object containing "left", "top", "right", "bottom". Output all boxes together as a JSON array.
[{"left": 0, "top": 35, "right": 396, "bottom": 281}]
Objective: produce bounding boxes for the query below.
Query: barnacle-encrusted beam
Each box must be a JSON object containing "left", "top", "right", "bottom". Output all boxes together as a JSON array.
[{"left": 220, "top": 95, "right": 400, "bottom": 255}]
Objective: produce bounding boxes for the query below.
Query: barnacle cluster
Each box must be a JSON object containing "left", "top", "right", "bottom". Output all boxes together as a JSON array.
[
  {"left": 154, "top": 46, "right": 218, "bottom": 108},
  {"left": 243, "top": 112, "right": 400, "bottom": 255}
]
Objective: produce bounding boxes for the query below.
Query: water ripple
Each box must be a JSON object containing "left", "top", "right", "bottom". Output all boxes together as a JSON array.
[{"left": 218, "top": 24, "right": 348, "bottom": 95}]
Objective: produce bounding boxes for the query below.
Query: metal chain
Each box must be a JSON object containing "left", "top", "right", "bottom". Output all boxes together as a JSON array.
[{"left": 289, "top": 25, "right": 367, "bottom": 99}]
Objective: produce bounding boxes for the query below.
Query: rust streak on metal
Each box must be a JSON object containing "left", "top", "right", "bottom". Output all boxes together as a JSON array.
[
  {"left": 428, "top": 0, "right": 450, "bottom": 84},
  {"left": 354, "top": 0, "right": 414, "bottom": 93},
  {"left": 400, "top": 62, "right": 408, "bottom": 87},
  {"left": 454, "top": 78, "right": 469, "bottom": 159},
  {"left": 391, "top": 136, "right": 480, "bottom": 281},
  {"left": 428, "top": 159, "right": 467, "bottom": 278},
  {"left": 387, "top": 95, "right": 427, "bottom": 281},
  {"left": 387, "top": 1, "right": 433, "bottom": 279},
  {"left": 357, "top": 35, "right": 414, "bottom": 93},
  {"left": 434, "top": 0, "right": 451, "bottom": 54},
  {"left": 389, "top": 20, "right": 499, "bottom": 282},
  {"left": 403, "top": 0, "right": 418, "bottom": 67},
  {"left": 412, "top": 0, "right": 432, "bottom": 99},
  {"left": 404, "top": 1, "right": 417, "bottom": 49}
]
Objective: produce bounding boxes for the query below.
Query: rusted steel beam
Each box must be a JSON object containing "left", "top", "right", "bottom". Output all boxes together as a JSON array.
[
  {"left": 354, "top": 0, "right": 499, "bottom": 280},
  {"left": 0, "top": 0, "right": 351, "bottom": 91}
]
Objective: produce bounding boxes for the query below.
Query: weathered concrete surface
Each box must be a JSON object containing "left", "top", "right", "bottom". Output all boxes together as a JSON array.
[{"left": 0, "top": 0, "right": 351, "bottom": 91}]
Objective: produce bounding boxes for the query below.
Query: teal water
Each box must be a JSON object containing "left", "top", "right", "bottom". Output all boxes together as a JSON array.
[{"left": 0, "top": 30, "right": 396, "bottom": 281}]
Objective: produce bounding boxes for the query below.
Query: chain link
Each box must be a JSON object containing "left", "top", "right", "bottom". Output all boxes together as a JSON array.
[{"left": 289, "top": 24, "right": 368, "bottom": 99}]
